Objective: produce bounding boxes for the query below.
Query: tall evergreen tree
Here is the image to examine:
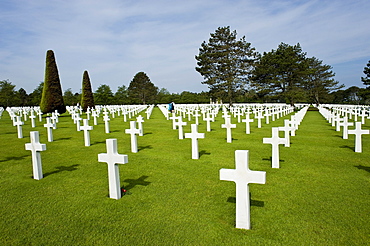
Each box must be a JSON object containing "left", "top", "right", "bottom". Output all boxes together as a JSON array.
[
  {"left": 195, "top": 26, "right": 257, "bottom": 104},
  {"left": 81, "top": 70, "right": 95, "bottom": 111},
  {"left": 304, "top": 57, "right": 343, "bottom": 105},
  {"left": 251, "top": 43, "right": 309, "bottom": 105},
  {"left": 128, "top": 72, "right": 158, "bottom": 104},
  {"left": 40, "top": 50, "right": 66, "bottom": 113}
]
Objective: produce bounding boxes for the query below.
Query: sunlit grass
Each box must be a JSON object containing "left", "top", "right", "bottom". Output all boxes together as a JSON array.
[{"left": 0, "top": 107, "right": 369, "bottom": 245}]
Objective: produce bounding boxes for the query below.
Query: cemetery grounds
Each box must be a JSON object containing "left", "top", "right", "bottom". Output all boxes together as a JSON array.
[{"left": 0, "top": 106, "right": 369, "bottom": 245}]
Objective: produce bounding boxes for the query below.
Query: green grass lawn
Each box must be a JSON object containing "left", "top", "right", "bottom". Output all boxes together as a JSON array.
[{"left": 0, "top": 106, "right": 369, "bottom": 245}]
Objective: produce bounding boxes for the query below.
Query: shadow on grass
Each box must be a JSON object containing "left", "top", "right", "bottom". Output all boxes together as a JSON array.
[
  {"left": 138, "top": 145, "right": 153, "bottom": 151},
  {"left": 43, "top": 164, "right": 80, "bottom": 178},
  {"left": 355, "top": 165, "right": 370, "bottom": 173},
  {"left": 199, "top": 150, "right": 211, "bottom": 157},
  {"left": 110, "top": 130, "right": 120, "bottom": 133},
  {"left": 340, "top": 145, "right": 355, "bottom": 152},
  {"left": 224, "top": 138, "right": 238, "bottom": 141},
  {"left": 262, "top": 157, "right": 285, "bottom": 162},
  {"left": 55, "top": 137, "right": 72, "bottom": 141},
  {"left": 227, "top": 197, "right": 264, "bottom": 207},
  {"left": 122, "top": 175, "right": 151, "bottom": 191},
  {"left": 92, "top": 140, "right": 107, "bottom": 145},
  {"left": 144, "top": 132, "right": 153, "bottom": 136},
  {"left": 0, "top": 154, "right": 29, "bottom": 163}
]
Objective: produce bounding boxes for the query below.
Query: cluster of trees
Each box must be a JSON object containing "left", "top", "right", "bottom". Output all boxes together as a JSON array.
[{"left": 196, "top": 26, "right": 346, "bottom": 105}]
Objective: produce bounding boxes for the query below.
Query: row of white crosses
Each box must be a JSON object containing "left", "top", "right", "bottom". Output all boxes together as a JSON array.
[
  {"left": 24, "top": 118, "right": 143, "bottom": 194},
  {"left": 24, "top": 132, "right": 130, "bottom": 200},
  {"left": 162, "top": 103, "right": 300, "bottom": 159},
  {"left": 263, "top": 106, "right": 309, "bottom": 168},
  {"left": 319, "top": 105, "right": 370, "bottom": 153}
]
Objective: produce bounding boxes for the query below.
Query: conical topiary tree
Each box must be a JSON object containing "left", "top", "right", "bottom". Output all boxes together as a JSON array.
[
  {"left": 81, "top": 70, "right": 95, "bottom": 111},
  {"left": 40, "top": 50, "right": 66, "bottom": 114}
]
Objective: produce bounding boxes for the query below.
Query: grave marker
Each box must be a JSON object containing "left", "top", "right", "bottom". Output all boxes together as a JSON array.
[
  {"left": 80, "top": 119, "right": 93, "bottom": 146},
  {"left": 25, "top": 131, "right": 46, "bottom": 180},
  {"left": 278, "top": 119, "right": 292, "bottom": 147},
  {"left": 43, "top": 117, "right": 55, "bottom": 142},
  {"left": 185, "top": 124, "right": 205, "bottom": 159},
  {"left": 342, "top": 117, "right": 353, "bottom": 139},
  {"left": 222, "top": 117, "right": 236, "bottom": 143},
  {"left": 136, "top": 115, "right": 144, "bottom": 136},
  {"left": 103, "top": 113, "right": 110, "bottom": 133},
  {"left": 242, "top": 114, "right": 254, "bottom": 134},
  {"left": 263, "top": 127, "right": 287, "bottom": 168},
  {"left": 348, "top": 122, "right": 369, "bottom": 153},
  {"left": 125, "top": 121, "right": 140, "bottom": 153},
  {"left": 14, "top": 116, "right": 24, "bottom": 138},
  {"left": 220, "top": 150, "right": 266, "bottom": 230},
  {"left": 174, "top": 116, "right": 187, "bottom": 139},
  {"left": 98, "top": 139, "right": 128, "bottom": 199}
]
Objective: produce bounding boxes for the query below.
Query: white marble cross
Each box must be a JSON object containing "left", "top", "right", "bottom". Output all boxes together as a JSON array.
[
  {"left": 234, "top": 110, "right": 243, "bottom": 123},
  {"left": 204, "top": 113, "right": 213, "bottom": 132},
  {"left": 92, "top": 110, "right": 99, "bottom": 125},
  {"left": 169, "top": 113, "right": 178, "bottom": 130},
  {"left": 278, "top": 119, "right": 292, "bottom": 147},
  {"left": 341, "top": 117, "right": 353, "bottom": 139},
  {"left": 44, "top": 117, "right": 55, "bottom": 142},
  {"left": 255, "top": 111, "right": 264, "bottom": 128},
  {"left": 222, "top": 117, "right": 236, "bottom": 143},
  {"left": 185, "top": 124, "right": 205, "bottom": 159},
  {"left": 14, "top": 116, "right": 24, "bottom": 138},
  {"left": 80, "top": 119, "right": 93, "bottom": 146},
  {"left": 242, "top": 114, "right": 254, "bottom": 134},
  {"left": 29, "top": 111, "right": 36, "bottom": 128},
  {"left": 335, "top": 117, "right": 343, "bottom": 132},
  {"left": 25, "top": 131, "right": 46, "bottom": 180},
  {"left": 193, "top": 110, "right": 201, "bottom": 125},
  {"left": 37, "top": 110, "right": 43, "bottom": 122},
  {"left": 103, "top": 113, "right": 110, "bottom": 133},
  {"left": 220, "top": 150, "right": 266, "bottom": 230},
  {"left": 75, "top": 113, "right": 82, "bottom": 132},
  {"left": 50, "top": 113, "right": 58, "bottom": 129},
  {"left": 263, "top": 127, "right": 287, "bottom": 168},
  {"left": 174, "top": 116, "right": 187, "bottom": 139},
  {"left": 98, "top": 139, "right": 128, "bottom": 199},
  {"left": 348, "top": 122, "right": 369, "bottom": 153},
  {"left": 264, "top": 109, "right": 271, "bottom": 124},
  {"left": 125, "top": 121, "right": 140, "bottom": 153},
  {"left": 136, "top": 115, "right": 144, "bottom": 136}
]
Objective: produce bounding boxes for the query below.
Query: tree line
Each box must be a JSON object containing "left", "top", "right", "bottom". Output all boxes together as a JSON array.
[{"left": 195, "top": 26, "right": 370, "bottom": 105}]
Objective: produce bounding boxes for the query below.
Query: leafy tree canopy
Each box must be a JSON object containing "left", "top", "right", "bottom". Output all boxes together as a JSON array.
[
  {"left": 195, "top": 26, "right": 257, "bottom": 104},
  {"left": 128, "top": 72, "right": 158, "bottom": 104},
  {"left": 94, "top": 84, "right": 114, "bottom": 105}
]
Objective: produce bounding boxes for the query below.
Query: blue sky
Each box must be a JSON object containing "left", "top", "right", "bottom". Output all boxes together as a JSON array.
[{"left": 1, "top": 0, "right": 369, "bottom": 94}]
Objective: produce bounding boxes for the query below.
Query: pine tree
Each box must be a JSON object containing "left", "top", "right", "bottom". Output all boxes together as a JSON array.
[
  {"left": 40, "top": 50, "right": 66, "bottom": 114},
  {"left": 81, "top": 70, "right": 95, "bottom": 111},
  {"left": 195, "top": 26, "right": 257, "bottom": 104},
  {"left": 128, "top": 72, "right": 158, "bottom": 104}
]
